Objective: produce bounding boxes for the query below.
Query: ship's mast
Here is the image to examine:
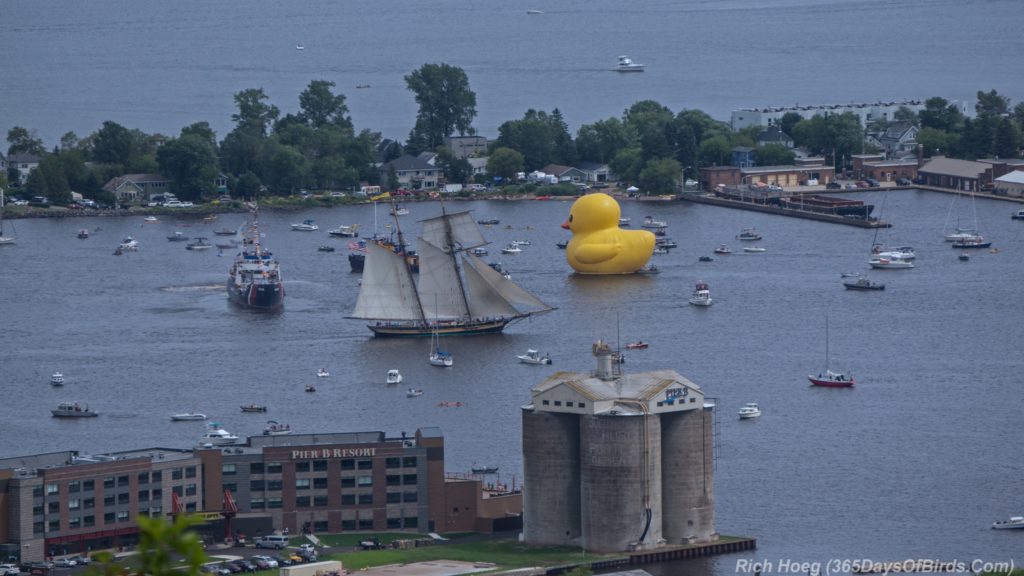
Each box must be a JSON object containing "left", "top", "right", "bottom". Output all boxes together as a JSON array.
[
  {"left": 436, "top": 195, "right": 472, "bottom": 319},
  {"left": 386, "top": 194, "right": 427, "bottom": 323}
]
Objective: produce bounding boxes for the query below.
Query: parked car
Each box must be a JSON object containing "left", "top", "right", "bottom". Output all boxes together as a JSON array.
[
  {"left": 53, "top": 558, "right": 77, "bottom": 568},
  {"left": 865, "top": 177, "right": 880, "bottom": 187},
  {"left": 1, "top": 563, "right": 21, "bottom": 576},
  {"left": 272, "top": 555, "right": 293, "bottom": 567},
  {"left": 218, "top": 563, "right": 238, "bottom": 575},
  {"left": 896, "top": 177, "right": 912, "bottom": 185},
  {"left": 825, "top": 181, "right": 842, "bottom": 190},
  {"left": 855, "top": 180, "right": 869, "bottom": 188},
  {"left": 71, "top": 556, "right": 90, "bottom": 565}
]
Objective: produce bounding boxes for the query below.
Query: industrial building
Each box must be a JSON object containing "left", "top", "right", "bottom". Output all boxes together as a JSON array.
[
  {"left": 521, "top": 342, "right": 716, "bottom": 553},
  {"left": 729, "top": 99, "right": 940, "bottom": 131},
  {"left": 0, "top": 428, "right": 519, "bottom": 563}
]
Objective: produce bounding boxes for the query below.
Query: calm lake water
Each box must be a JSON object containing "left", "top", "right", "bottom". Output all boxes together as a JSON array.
[
  {"left": 3, "top": 0, "right": 1024, "bottom": 145},
  {"left": 2, "top": 192, "right": 1023, "bottom": 571}
]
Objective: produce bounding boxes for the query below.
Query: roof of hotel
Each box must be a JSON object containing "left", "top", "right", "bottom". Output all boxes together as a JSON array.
[
  {"left": 919, "top": 157, "right": 990, "bottom": 178},
  {"left": 995, "top": 171, "right": 1024, "bottom": 184}
]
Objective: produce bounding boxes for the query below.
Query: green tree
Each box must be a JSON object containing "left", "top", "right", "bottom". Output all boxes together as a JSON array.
[
  {"left": 231, "top": 88, "right": 280, "bottom": 136},
  {"left": 957, "top": 116, "right": 996, "bottom": 159},
  {"left": 89, "top": 515, "right": 207, "bottom": 576},
  {"left": 623, "top": 100, "right": 674, "bottom": 161},
  {"left": 25, "top": 156, "right": 70, "bottom": 204},
  {"left": 435, "top": 146, "right": 473, "bottom": 184},
  {"left": 638, "top": 157, "right": 682, "bottom": 194},
  {"left": 59, "top": 131, "right": 81, "bottom": 152},
  {"left": 298, "top": 80, "right": 352, "bottom": 132},
  {"left": 259, "top": 140, "right": 307, "bottom": 194},
  {"left": 575, "top": 118, "right": 630, "bottom": 164},
  {"left": 221, "top": 125, "right": 264, "bottom": 177},
  {"left": 180, "top": 122, "right": 218, "bottom": 148},
  {"left": 915, "top": 127, "right": 957, "bottom": 157},
  {"left": 753, "top": 143, "right": 796, "bottom": 166},
  {"left": 157, "top": 132, "right": 220, "bottom": 201},
  {"left": 405, "top": 63, "right": 477, "bottom": 152},
  {"left": 994, "top": 117, "right": 1021, "bottom": 159},
  {"left": 233, "top": 171, "right": 262, "bottom": 200},
  {"left": 778, "top": 112, "right": 803, "bottom": 138},
  {"left": 494, "top": 109, "right": 562, "bottom": 171},
  {"left": 6, "top": 126, "right": 46, "bottom": 156},
  {"left": 91, "top": 121, "right": 137, "bottom": 167},
  {"left": 486, "top": 147, "right": 524, "bottom": 182},
  {"left": 976, "top": 89, "right": 1010, "bottom": 117},
  {"left": 919, "top": 97, "right": 964, "bottom": 132},
  {"left": 893, "top": 106, "right": 919, "bottom": 126},
  {"left": 609, "top": 146, "right": 643, "bottom": 183},
  {"left": 697, "top": 136, "right": 731, "bottom": 168},
  {"left": 1013, "top": 103, "right": 1024, "bottom": 131}
]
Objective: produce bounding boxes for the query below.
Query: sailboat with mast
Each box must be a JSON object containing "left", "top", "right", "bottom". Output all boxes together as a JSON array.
[
  {"left": 349, "top": 199, "right": 555, "bottom": 337},
  {"left": 0, "top": 190, "right": 15, "bottom": 245},
  {"left": 429, "top": 328, "right": 453, "bottom": 366},
  {"left": 807, "top": 315, "right": 855, "bottom": 388}
]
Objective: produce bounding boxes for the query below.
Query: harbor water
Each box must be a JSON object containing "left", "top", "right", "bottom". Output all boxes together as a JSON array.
[{"left": 2, "top": 191, "right": 1022, "bottom": 571}]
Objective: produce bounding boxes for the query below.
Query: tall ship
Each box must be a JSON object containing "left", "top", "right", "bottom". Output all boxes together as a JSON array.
[
  {"left": 349, "top": 202, "right": 554, "bottom": 337},
  {"left": 227, "top": 207, "right": 283, "bottom": 310}
]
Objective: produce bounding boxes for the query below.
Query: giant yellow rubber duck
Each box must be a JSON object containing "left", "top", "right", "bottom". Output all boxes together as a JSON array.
[{"left": 561, "top": 193, "right": 655, "bottom": 274}]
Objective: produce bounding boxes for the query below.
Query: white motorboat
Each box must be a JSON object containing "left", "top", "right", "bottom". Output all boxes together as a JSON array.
[
  {"left": 262, "top": 420, "right": 291, "bottom": 436},
  {"left": 689, "top": 281, "right": 713, "bottom": 307},
  {"left": 51, "top": 371, "right": 65, "bottom": 385},
  {"left": 118, "top": 237, "right": 138, "bottom": 251},
  {"left": 619, "top": 217, "right": 631, "bottom": 226},
  {"left": 1012, "top": 209, "right": 1024, "bottom": 220},
  {"left": 738, "top": 403, "right": 761, "bottom": 419},
  {"left": 200, "top": 425, "right": 239, "bottom": 445},
  {"left": 317, "top": 368, "right": 329, "bottom": 377},
  {"left": 641, "top": 216, "right": 667, "bottom": 229},
  {"left": 186, "top": 237, "right": 213, "bottom": 250},
  {"left": 500, "top": 244, "right": 522, "bottom": 254},
  {"left": 517, "top": 349, "right": 552, "bottom": 365},
  {"left": 614, "top": 55, "right": 645, "bottom": 72},
  {"left": 406, "top": 388, "right": 424, "bottom": 398},
  {"left": 291, "top": 219, "right": 318, "bottom": 231},
  {"left": 143, "top": 216, "right": 158, "bottom": 223},
  {"left": 390, "top": 205, "right": 409, "bottom": 216},
  {"left": 991, "top": 516, "right": 1024, "bottom": 529},
  {"left": 386, "top": 369, "right": 403, "bottom": 384},
  {"left": 713, "top": 245, "right": 732, "bottom": 255},
  {"left": 511, "top": 240, "right": 531, "bottom": 246},
  {"left": 869, "top": 256, "right": 914, "bottom": 269},
  {"left": 470, "top": 247, "right": 488, "bottom": 256},
  {"left": 743, "top": 246, "right": 767, "bottom": 253},
  {"left": 52, "top": 402, "right": 98, "bottom": 418},
  {"left": 327, "top": 224, "right": 359, "bottom": 237},
  {"left": 872, "top": 245, "right": 915, "bottom": 260},
  {"left": 736, "top": 228, "right": 762, "bottom": 241},
  {"left": 170, "top": 412, "right": 207, "bottom": 421}
]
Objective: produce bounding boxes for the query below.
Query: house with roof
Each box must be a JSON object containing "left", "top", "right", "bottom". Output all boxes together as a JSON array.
[
  {"left": 7, "top": 153, "right": 42, "bottom": 186},
  {"left": 576, "top": 161, "right": 615, "bottom": 183},
  {"left": 102, "top": 174, "right": 173, "bottom": 203},
  {"left": 731, "top": 147, "right": 756, "bottom": 168},
  {"left": 917, "top": 157, "right": 992, "bottom": 191},
  {"left": 993, "top": 170, "right": 1024, "bottom": 197},
  {"left": 756, "top": 126, "right": 794, "bottom": 149},
  {"left": 379, "top": 152, "right": 441, "bottom": 190},
  {"left": 444, "top": 136, "right": 489, "bottom": 159},
  {"left": 539, "top": 164, "right": 587, "bottom": 183},
  {"left": 878, "top": 123, "right": 919, "bottom": 154},
  {"left": 468, "top": 157, "right": 488, "bottom": 179}
]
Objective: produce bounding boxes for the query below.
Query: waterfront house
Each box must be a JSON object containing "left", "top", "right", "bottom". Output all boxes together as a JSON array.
[
  {"left": 756, "top": 126, "right": 794, "bottom": 149},
  {"left": 878, "top": 123, "right": 919, "bottom": 154},
  {"left": 539, "top": 164, "right": 587, "bottom": 183},
  {"left": 7, "top": 153, "right": 41, "bottom": 186},
  {"left": 731, "top": 147, "right": 756, "bottom": 168},
  {"left": 993, "top": 170, "right": 1024, "bottom": 197},
  {"left": 917, "top": 156, "right": 991, "bottom": 191},
  {"left": 102, "top": 174, "right": 172, "bottom": 203},
  {"left": 576, "top": 161, "right": 615, "bottom": 184},
  {"left": 379, "top": 152, "right": 441, "bottom": 190}
]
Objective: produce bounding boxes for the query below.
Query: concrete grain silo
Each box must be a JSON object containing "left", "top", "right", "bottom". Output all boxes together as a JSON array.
[{"left": 522, "top": 341, "right": 716, "bottom": 553}]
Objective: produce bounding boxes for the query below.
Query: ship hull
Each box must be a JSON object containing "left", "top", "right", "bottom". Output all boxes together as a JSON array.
[
  {"left": 228, "top": 280, "right": 284, "bottom": 310},
  {"left": 368, "top": 318, "right": 510, "bottom": 337}
]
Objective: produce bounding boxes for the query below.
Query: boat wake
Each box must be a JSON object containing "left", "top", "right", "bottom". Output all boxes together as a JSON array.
[{"left": 160, "top": 284, "right": 225, "bottom": 293}]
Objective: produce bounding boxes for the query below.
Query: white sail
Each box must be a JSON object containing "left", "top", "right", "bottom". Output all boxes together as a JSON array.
[
  {"left": 465, "top": 253, "right": 554, "bottom": 312},
  {"left": 416, "top": 238, "right": 469, "bottom": 321},
  {"left": 420, "top": 210, "right": 487, "bottom": 251},
  {"left": 462, "top": 257, "right": 521, "bottom": 319},
  {"left": 351, "top": 241, "right": 422, "bottom": 320}
]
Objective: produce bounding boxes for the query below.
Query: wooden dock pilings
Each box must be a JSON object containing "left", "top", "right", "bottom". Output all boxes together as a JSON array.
[{"left": 627, "top": 536, "right": 757, "bottom": 565}]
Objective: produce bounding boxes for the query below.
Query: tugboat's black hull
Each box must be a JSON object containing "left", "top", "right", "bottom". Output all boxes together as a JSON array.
[{"left": 228, "top": 281, "right": 284, "bottom": 310}]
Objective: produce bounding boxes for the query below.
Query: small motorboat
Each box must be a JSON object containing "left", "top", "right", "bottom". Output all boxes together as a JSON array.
[
  {"left": 118, "top": 236, "right": 139, "bottom": 251},
  {"left": 386, "top": 369, "right": 403, "bottom": 385},
  {"left": 406, "top": 388, "right": 424, "bottom": 398},
  {"left": 642, "top": 216, "right": 667, "bottom": 229},
  {"left": 511, "top": 240, "right": 531, "bottom": 246},
  {"left": 619, "top": 217, "right": 631, "bottom": 226},
  {"left": 517, "top": 349, "right": 552, "bottom": 365},
  {"left": 477, "top": 218, "right": 500, "bottom": 225},
  {"left": 51, "top": 402, "right": 98, "bottom": 418},
  {"left": 653, "top": 247, "right": 670, "bottom": 255},
  {"left": 869, "top": 256, "right": 914, "bottom": 269},
  {"left": 843, "top": 277, "right": 885, "bottom": 291},
  {"left": 240, "top": 404, "right": 267, "bottom": 413},
  {"left": 501, "top": 244, "right": 522, "bottom": 254},
  {"left": 625, "top": 341, "right": 648, "bottom": 350},
  {"left": 613, "top": 55, "right": 645, "bottom": 72},
  {"left": 263, "top": 420, "right": 292, "bottom": 435},
  {"left": 556, "top": 240, "right": 568, "bottom": 250},
  {"left": 143, "top": 216, "right": 158, "bottom": 223},
  {"left": 304, "top": 384, "right": 316, "bottom": 393},
  {"left": 470, "top": 247, "right": 488, "bottom": 256},
  {"left": 51, "top": 371, "right": 65, "bottom": 385},
  {"left": 736, "top": 228, "right": 762, "bottom": 241},
  {"left": 77, "top": 229, "right": 89, "bottom": 239},
  {"left": 958, "top": 252, "right": 970, "bottom": 261},
  {"left": 1012, "top": 209, "right": 1024, "bottom": 221},
  {"left": 170, "top": 412, "right": 207, "bottom": 421},
  {"left": 186, "top": 237, "right": 213, "bottom": 250},
  {"left": 200, "top": 424, "right": 238, "bottom": 445},
  {"left": 689, "top": 282, "right": 713, "bottom": 307},
  {"left": 214, "top": 227, "right": 238, "bottom": 236},
  {"left": 291, "top": 219, "right": 318, "bottom": 231},
  {"left": 317, "top": 245, "right": 335, "bottom": 252},
  {"left": 390, "top": 205, "right": 409, "bottom": 216},
  {"left": 328, "top": 224, "right": 360, "bottom": 237},
  {"left": 317, "top": 368, "right": 329, "bottom": 378},
  {"left": 698, "top": 256, "right": 714, "bottom": 262},
  {"left": 738, "top": 403, "right": 762, "bottom": 419},
  {"left": 743, "top": 246, "right": 767, "bottom": 253},
  {"left": 471, "top": 465, "right": 499, "bottom": 474},
  {"left": 167, "top": 232, "right": 190, "bottom": 242},
  {"left": 713, "top": 245, "right": 732, "bottom": 255},
  {"left": 656, "top": 238, "right": 677, "bottom": 249},
  {"left": 808, "top": 369, "right": 855, "bottom": 388},
  {"left": 636, "top": 263, "right": 660, "bottom": 275},
  {"left": 992, "top": 516, "right": 1024, "bottom": 529}
]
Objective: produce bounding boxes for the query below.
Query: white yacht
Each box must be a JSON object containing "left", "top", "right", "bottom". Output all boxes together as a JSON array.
[
  {"left": 738, "top": 403, "right": 762, "bottom": 419},
  {"left": 386, "top": 369, "right": 403, "bottom": 385},
  {"left": 51, "top": 371, "right": 65, "bottom": 385},
  {"left": 170, "top": 412, "right": 207, "bottom": 421},
  {"left": 992, "top": 516, "right": 1024, "bottom": 529},
  {"left": 688, "top": 282, "right": 713, "bottom": 307},
  {"left": 200, "top": 425, "right": 239, "bottom": 446},
  {"left": 869, "top": 256, "right": 914, "bottom": 269},
  {"left": 518, "top": 349, "right": 552, "bottom": 365},
  {"left": 614, "top": 55, "right": 645, "bottom": 72},
  {"left": 291, "top": 219, "right": 318, "bottom": 231}
]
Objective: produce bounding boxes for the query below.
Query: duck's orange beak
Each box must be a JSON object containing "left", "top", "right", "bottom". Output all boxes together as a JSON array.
[{"left": 561, "top": 221, "right": 570, "bottom": 229}]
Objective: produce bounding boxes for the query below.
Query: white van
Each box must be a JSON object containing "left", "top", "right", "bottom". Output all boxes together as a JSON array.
[{"left": 254, "top": 534, "right": 289, "bottom": 549}]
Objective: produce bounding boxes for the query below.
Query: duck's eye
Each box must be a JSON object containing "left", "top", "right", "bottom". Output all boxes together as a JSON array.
[{"left": 569, "top": 215, "right": 574, "bottom": 223}]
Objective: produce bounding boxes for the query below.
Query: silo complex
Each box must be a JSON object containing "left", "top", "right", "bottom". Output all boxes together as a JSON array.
[{"left": 522, "top": 341, "right": 716, "bottom": 553}]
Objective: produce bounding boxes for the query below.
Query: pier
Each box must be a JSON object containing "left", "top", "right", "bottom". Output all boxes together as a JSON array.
[
  {"left": 544, "top": 536, "right": 758, "bottom": 574},
  {"left": 680, "top": 192, "right": 890, "bottom": 228}
]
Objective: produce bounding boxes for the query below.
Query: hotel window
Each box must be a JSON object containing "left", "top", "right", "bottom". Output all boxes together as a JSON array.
[
  {"left": 250, "top": 463, "right": 264, "bottom": 474},
  {"left": 32, "top": 486, "right": 43, "bottom": 498},
  {"left": 48, "top": 502, "right": 60, "bottom": 513},
  {"left": 313, "top": 460, "right": 327, "bottom": 472},
  {"left": 341, "top": 494, "right": 355, "bottom": 505},
  {"left": 33, "top": 521, "right": 44, "bottom": 534},
  {"left": 171, "top": 469, "right": 183, "bottom": 480},
  {"left": 267, "top": 497, "right": 282, "bottom": 509},
  {"left": 386, "top": 492, "right": 401, "bottom": 503},
  {"left": 138, "top": 491, "right": 149, "bottom": 502},
  {"left": 172, "top": 486, "right": 183, "bottom": 497},
  {"left": 117, "top": 511, "right": 129, "bottom": 522},
  {"left": 250, "top": 480, "right": 265, "bottom": 491},
  {"left": 103, "top": 477, "right": 115, "bottom": 489},
  {"left": 104, "top": 512, "right": 115, "bottom": 524},
  {"left": 402, "top": 474, "right": 417, "bottom": 485},
  {"left": 151, "top": 506, "right": 162, "bottom": 516},
  {"left": 152, "top": 488, "right": 162, "bottom": 499},
  {"left": 313, "top": 495, "right": 328, "bottom": 507},
  {"left": 313, "top": 520, "right": 328, "bottom": 533},
  {"left": 69, "top": 517, "right": 81, "bottom": 529},
  {"left": 341, "top": 478, "right": 355, "bottom": 488},
  {"left": 358, "top": 494, "right": 373, "bottom": 505},
  {"left": 223, "top": 483, "right": 237, "bottom": 493},
  {"left": 404, "top": 516, "right": 418, "bottom": 528},
  {"left": 357, "top": 460, "right": 372, "bottom": 470},
  {"left": 222, "top": 463, "right": 237, "bottom": 475},
  {"left": 387, "top": 518, "right": 401, "bottom": 529},
  {"left": 357, "top": 475, "right": 372, "bottom": 486},
  {"left": 33, "top": 504, "right": 43, "bottom": 516},
  {"left": 185, "top": 484, "right": 196, "bottom": 496},
  {"left": 104, "top": 495, "right": 115, "bottom": 507},
  {"left": 118, "top": 475, "right": 129, "bottom": 487},
  {"left": 46, "top": 483, "right": 59, "bottom": 495},
  {"left": 403, "top": 457, "right": 416, "bottom": 468},
  {"left": 84, "top": 497, "right": 94, "bottom": 509},
  {"left": 296, "top": 478, "right": 310, "bottom": 490},
  {"left": 341, "top": 520, "right": 355, "bottom": 530},
  {"left": 69, "top": 480, "right": 81, "bottom": 493},
  {"left": 267, "top": 462, "right": 282, "bottom": 474},
  {"left": 251, "top": 498, "right": 265, "bottom": 510},
  {"left": 84, "top": 515, "right": 95, "bottom": 527},
  {"left": 313, "top": 478, "right": 327, "bottom": 489},
  {"left": 68, "top": 498, "right": 81, "bottom": 510},
  {"left": 385, "top": 458, "right": 401, "bottom": 469},
  {"left": 137, "top": 472, "right": 149, "bottom": 484},
  {"left": 48, "top": 519, "right": 60, "bottom": 532},
  {"left": 358, "top": 518, "right": 373, "bottom": 530},
  {"left": 295, "top": 462, "right": 310, "bottom": 473},
  {"left": 386, "top": 475, "right": 400, "bottom": 486},
  {"left": 403, "top": 492, "right": 418, "bottom": 503},
  {"left": 295, "top": 496, "right": 310, "bottom": 508},
  {"left": 118, "top": 493, "right": 130, "bottom": 504},
  {"left": 341, "top": 459, "right": 355, "bottom": 470},
  {"left": 267, "top": 480, "right": 283, "bottom": 491},
  {"left": 148, "top": 473, "right": 159, "bottom": 483},
  {"left": 185, "top": 502, "right": 196, "bottom": 512},
  {"left": 185, "top": 466, "right": 196, "bottom": 478}
]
